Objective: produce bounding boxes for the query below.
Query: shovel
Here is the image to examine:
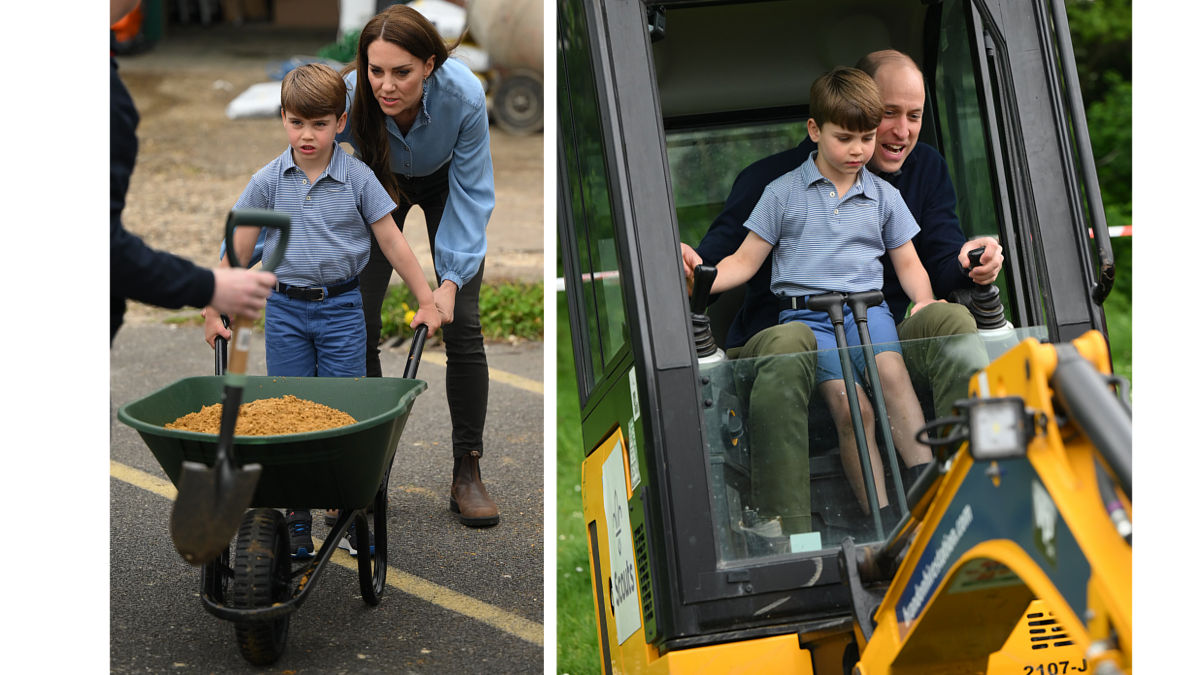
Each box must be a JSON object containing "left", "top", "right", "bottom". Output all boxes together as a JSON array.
[{"left": 170, "top": 208, "right": 290, "bottom": 565}]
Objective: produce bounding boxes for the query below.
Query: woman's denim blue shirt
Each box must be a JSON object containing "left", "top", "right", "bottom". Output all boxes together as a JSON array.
[{"left": 339, "top": 57, "right": 495, "bottom": 289}]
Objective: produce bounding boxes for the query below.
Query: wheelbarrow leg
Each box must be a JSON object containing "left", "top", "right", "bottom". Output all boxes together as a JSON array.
[{"left": 358, "top": 472, "right": 389, "bottom": 605}]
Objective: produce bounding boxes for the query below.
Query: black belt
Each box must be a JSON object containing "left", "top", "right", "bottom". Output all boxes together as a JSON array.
[
  {"left": 275, "top": 277, "right": 359, "bottom": 301},
  {"left": 779, "top": 295, "right": 811, "bottom": 311}
]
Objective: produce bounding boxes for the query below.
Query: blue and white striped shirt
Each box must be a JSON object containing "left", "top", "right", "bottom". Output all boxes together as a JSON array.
[
  {"left": 745, "top": 152, "right": 920, "bottom": 297},
  {"left": 233, "top": 143, "right": 397, "bottom": 287}
]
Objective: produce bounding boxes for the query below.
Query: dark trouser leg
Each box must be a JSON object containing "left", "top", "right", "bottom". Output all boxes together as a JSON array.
[
  {"left": 729, "top": 322, "right": 818, "bottom": 535},
  {"left": 441, "top": 258, "right": 489, "bottom": 458},
  {"left": 896, "top": 302, "right": 988, "bottom": 418},
  {"left": 412, "top": 180, "right": 489, "bottom": 459},
  {"left": 399, "top": 171, "right": 496, "bottom": 525}
]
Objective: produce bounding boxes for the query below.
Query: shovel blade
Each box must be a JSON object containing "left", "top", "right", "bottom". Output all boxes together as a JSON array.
[{"left": 169, "top": 459, "right": 263, "bottom": 565}]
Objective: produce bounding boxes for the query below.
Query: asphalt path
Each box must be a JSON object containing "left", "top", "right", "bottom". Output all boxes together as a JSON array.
[{"left": 109, "top": 319, "right": 544, "bottom": 673}]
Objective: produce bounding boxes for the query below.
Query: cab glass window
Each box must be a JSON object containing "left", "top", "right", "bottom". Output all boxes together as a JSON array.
[
  {"left": 559, "top": 0, "right": 628, "bottom": 394},
  {"left": 666, "top": 122, "right": 808, "bottom": 246},
  {"left": 935, "top": 0, "right": 1000, "bottom": 243}
]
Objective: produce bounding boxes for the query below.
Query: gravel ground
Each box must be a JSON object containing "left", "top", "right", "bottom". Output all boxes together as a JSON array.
[{"left": 115, "top": 24, "right": 544, "bottom": 324}]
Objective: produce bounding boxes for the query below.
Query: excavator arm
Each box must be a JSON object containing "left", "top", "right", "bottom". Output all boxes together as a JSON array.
[{"left": 847, "top": 331, "right": 1131, "bottom": 674}]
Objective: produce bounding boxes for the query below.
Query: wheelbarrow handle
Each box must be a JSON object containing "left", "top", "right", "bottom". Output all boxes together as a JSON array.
[
  {"left": 210, "top": 313, "right": 252, "bottom": 376},
  {"left": 404, "top": 324, "right": 428, "bottom": 379},
  {"left": 215, "top": 315, "right": 230, "bottom": 375}
]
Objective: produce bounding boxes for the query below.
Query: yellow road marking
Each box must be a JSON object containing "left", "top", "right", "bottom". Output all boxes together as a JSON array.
[
  {"left": 109, "top": 460, "right": 543, "bottom": 646},
  {"left": 111, "top": 460, "right": 176, "bottom": 499},
  {"left": 417, "top": 350, "right": 543, "bottom": 395}
]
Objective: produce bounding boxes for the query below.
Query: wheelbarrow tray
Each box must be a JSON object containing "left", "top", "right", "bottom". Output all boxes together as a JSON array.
[{"left": 117, "top": 375, "right": 427, "bottom": 509}]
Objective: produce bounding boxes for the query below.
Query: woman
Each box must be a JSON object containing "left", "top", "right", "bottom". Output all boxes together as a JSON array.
[{"left": 340, "top": 4, "right": 497, "bottom": 527}]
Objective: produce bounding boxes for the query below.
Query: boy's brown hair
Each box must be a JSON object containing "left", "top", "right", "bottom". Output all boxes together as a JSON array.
[
  {"left": 809, "top": 66, "right": 883, "bottom": 132},
  {"left": 280, "top": 63, "right": 347, "bottom": 119}
]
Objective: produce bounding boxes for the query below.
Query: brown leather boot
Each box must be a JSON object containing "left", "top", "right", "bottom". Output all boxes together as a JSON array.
[{"left": 450, "top": 451, "right": 499, "bottom": 527}]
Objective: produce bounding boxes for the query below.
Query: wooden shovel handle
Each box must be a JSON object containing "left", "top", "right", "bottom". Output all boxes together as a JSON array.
[{"left": 227, "top": 315, "right": 255, "bottom": 375}]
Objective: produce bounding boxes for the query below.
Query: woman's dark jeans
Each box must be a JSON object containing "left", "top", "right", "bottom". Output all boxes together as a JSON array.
[{"left": 360, "top": 164, "right": 488, "bottom": 459}]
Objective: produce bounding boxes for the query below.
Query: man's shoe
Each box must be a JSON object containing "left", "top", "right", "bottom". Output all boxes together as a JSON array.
[
  {"left": 337, "top": 521, "right": 375, "bottom": 557},
  {"left": 450, "top": 451, "right": 500, "bottom": 527},
  {"left": 286, "top": 509, "right": 315, "bottom": 559}
]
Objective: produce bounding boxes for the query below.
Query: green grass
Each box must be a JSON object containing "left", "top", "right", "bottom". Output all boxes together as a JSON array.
[
  {"left": 379, "top": 280, "right": 544, "bottom": 343},
  {"left": 555, "top": 293, "right": 601, "bottom": 675}
]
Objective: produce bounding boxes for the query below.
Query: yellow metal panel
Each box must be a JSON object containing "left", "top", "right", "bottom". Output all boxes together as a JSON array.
[{"left": 657, "top": 634, "right": 815, "bottom": 674}]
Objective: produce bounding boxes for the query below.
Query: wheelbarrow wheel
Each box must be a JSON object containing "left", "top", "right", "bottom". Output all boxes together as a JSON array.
[
  {"left": 231, "top": 508, "right": 291, "bottom": 665},
  {"left": 357, "top": 480, "right": 389, "bottom": 605}
]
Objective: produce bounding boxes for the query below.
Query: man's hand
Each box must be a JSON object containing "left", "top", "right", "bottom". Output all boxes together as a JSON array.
[
  {"left": 209, "top": 267, "right": 275, "bottom": 320},
  {"left": 958, "top": 237, "right": 1004, "bottom": 285}
]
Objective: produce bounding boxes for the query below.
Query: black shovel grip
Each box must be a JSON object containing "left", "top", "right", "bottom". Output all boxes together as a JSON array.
[{"left": 224, "top": 208, "right": 291, "bottom": 271}]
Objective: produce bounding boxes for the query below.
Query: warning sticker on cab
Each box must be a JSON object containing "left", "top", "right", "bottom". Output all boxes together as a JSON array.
[{"left": 600, "top": 431, "right": 641, "bottom": 644}]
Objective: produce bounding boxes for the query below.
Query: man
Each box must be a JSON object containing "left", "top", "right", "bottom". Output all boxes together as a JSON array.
[
  {"left": 110, "top": 0, "right": 276, "bottom": 342},
  {"left": 681, "top": 50, "right": 1001, "bottom": 537}
]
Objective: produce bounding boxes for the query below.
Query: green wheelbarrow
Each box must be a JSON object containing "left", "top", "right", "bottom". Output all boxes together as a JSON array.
[{"left": 117, "top": 325, "right": 429, "bottom": 666}]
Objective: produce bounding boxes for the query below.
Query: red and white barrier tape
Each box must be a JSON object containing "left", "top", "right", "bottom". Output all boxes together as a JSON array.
[{"left": 1091, "top": 225, "right": 1132, "bottom": 239}]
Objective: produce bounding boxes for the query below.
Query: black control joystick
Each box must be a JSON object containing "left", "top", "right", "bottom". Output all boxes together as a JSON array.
[
  {"left": 690, "top": 264, "right": 723, "bottom": 360},
  {"left": 963, "top": 246, "right": 1008, "bottom": 330}
]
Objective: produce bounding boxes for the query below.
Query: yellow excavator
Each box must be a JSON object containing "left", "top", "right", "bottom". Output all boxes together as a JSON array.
[
  {"left": 833, "top": 330, "right": 1129, "bottom": 674},
  {"left": 579, "top": 328, "right": 1130, "bottom": 674}
]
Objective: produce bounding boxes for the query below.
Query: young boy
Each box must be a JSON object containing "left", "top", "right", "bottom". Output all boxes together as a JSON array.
[
  {"left": 203, "top": 63, "right": 441, "bottom": 558},
  {"left": 686, "top": 67, "right": 935, "bottom": 521}
]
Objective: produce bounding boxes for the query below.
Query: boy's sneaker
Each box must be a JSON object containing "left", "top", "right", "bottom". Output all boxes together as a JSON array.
[
  {"left": 286, "top": 510, "right": 315, "bottom": 559},
  {"left": 337, "top": 521, "right": 375, "bottom": 557}
]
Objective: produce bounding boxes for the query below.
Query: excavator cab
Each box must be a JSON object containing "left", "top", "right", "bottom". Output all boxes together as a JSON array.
[{"left": 558, "top": 0, "right": 1127, "bottom": 672}]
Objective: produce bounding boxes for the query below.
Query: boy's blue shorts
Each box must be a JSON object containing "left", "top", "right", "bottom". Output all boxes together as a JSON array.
[
  {"left": 265, "top": 286, "right": 366, "bottom": 377},
  {"left": 778, "top": 302, "right": 901, "bottom": 385}
]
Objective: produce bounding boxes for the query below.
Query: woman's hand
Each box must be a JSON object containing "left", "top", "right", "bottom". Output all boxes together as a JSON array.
[
  {"left": 411, "top": 305, "right": 442, "bottom": 334},
  {"left": 434, "top": 280, "right": 458, "bottom": 324}
]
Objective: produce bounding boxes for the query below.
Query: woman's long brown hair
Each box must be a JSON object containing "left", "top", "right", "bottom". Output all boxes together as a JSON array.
[{"left": 344, "top": 4, "right": 463, "bottom": 204}]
